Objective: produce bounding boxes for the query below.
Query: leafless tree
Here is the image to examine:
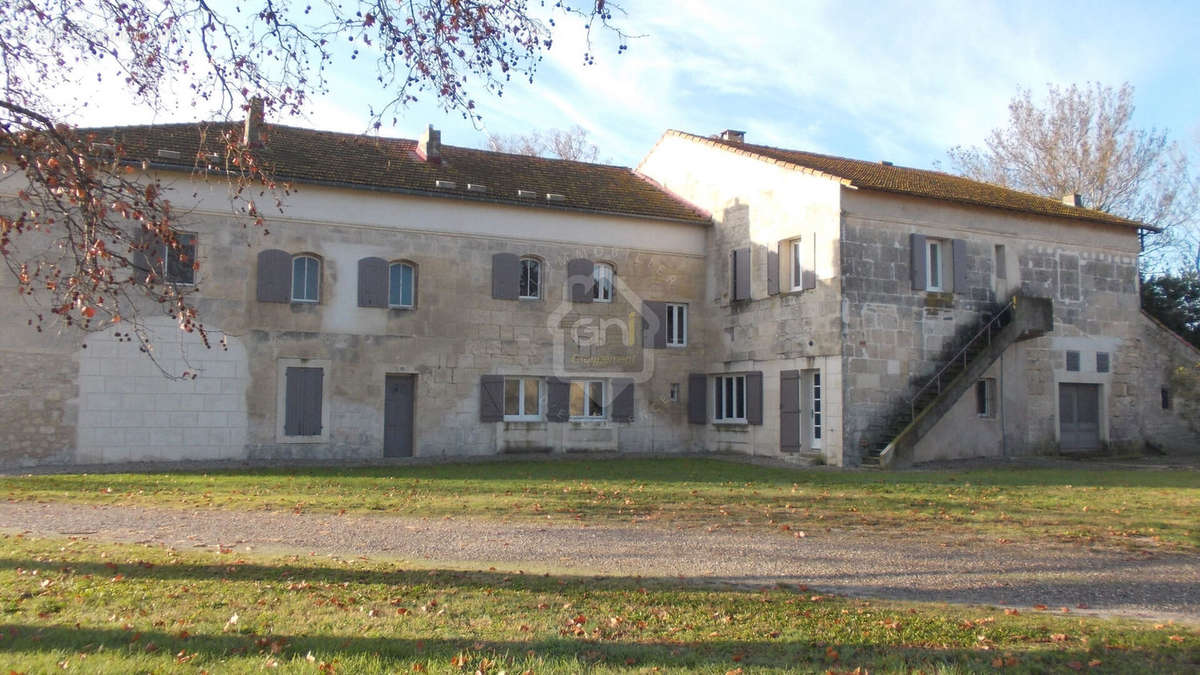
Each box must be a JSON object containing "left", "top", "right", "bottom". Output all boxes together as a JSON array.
[
  {"left": 948, "top": 83, "right": 1198, "bottom": 272},
  {"left": 487, "top": 125, "right": 601, "bottom": 162},
  {"left": 0, "top": 0, "right": 630, "bottom": 366}
]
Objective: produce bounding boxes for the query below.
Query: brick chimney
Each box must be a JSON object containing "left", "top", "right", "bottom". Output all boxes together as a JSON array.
[
  {"left": 718, "top": 129, "right": 746, "bottom": 143},
  {"left": 243, "top": 97, "right": 265, "bottom": 147},
  {"left": 1062, "top": 193, "right": 1083, "bottom": 207},
  {"left": 417, "top": 124, "right": 442, "bottom": 164}
]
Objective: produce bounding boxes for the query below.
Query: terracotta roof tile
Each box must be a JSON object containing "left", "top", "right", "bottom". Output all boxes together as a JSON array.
[
  {"left": 668, "top": 130, "right": 1148, "bottom": 231},
  {"left": 80, "top": 122, "right": 711, "bottom": 225}
]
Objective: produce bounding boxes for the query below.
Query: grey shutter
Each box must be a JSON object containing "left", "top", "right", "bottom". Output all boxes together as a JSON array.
[
  {"left": 611, "top": 378, "right": 635, "bottom": 422},
  {"left": 952, "top": 239, "right": 968, "bottom": 293},
  {"left": 767, "top": 244, "right": 780, "bottom": 295},
  {"left": 566, "top": 258, "right": 594, "bottom": 303},
  {"left": 546, "top": 378, "right": 570, "bottom": 422},
  {"left": 257, "top": 249, "right": 292, "bottom": 303},
  {"left": 641, "top": 301, "right": 667, "bottom": 349},
  {"left": 687, "top": 374, "right": 707, "bottom": 424},
  {"left": 285, "top": 367, "right": 323, "bottom": 436},
  {"left": 802, "top": 234, "right": 817, "bottom": 290},
  {"left": 780, "top": 369, "right": 801, "bottom": 452},
  {"left": 910, "top": 233, "right": 927, "bottom": 291},
  {"left": 491, "top": 253, "right": 520, "bottom": 300},
  {"left": 480, "top": 375, "right": 505, "bottom": 422},
  {"left": 357, "top": 257, "right": 388, "bottom": 308},
  {"left": 411, "top": 262, "right": 419, "bottom": 308},
  {"left": 733, "top": 247, "right": 751, "bottom": 300},
  {"left": 746, "top": 371, "right": 764, "bottom": 425}
]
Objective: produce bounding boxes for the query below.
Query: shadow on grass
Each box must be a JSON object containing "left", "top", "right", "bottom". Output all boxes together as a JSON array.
[{"left": 0, "top": 623, "right": 1192, "bottom": 672}]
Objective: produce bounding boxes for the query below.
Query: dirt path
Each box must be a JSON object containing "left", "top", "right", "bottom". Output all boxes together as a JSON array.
[{"left": 3, "top": 501, "right": 1198, "bottom": 624}]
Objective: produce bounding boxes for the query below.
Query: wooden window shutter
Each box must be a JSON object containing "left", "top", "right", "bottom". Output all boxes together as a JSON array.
[
  {"left": 910, "top": 234, "right": 927, "bottom": 291},
  {"left": 687, "top": 374, "right": 707, "bottom": 424},
  {"left": 803, "top": 234, "right": 817, "bottom": 290},
  {"left": 779, "top": 369, "right": 801, "bottom": 452},
  {"left": 566, "top": 258, "right": 594, "bottom": 303},
  {"left": 767, "top": 243, "right": 780, "bottom": 295},
  {"left": 257, "top": 249, "right": 292, "bottom": 303},
  {"left": 491, "top": 253, "right": 520, "bottom": 300},
  {"left": 641, "top": 301, "right": 667, "bottom": 349},
  {"left": 952, "top": 239, "right": 968, "bottom": 293},
  {"left": 357, "top": 257, "right": 388, "bottom": 308},
  {"left": 285, "top": 367, "right": 323, "bottom": 436},
  {"left": 611, "top": 378, "right": 635, "bottom": 422},
  {"left": 746, "top": 371, "right": 764, "bottom": 425},
  {"left": 480, "top": 375, "right": 505, "bottom": 422},
  {"left": 733, "top": 247, "right": 751, "bottom": 300},
  {"left": 546, "top": 378, "right": 570, "bottom": 422}
]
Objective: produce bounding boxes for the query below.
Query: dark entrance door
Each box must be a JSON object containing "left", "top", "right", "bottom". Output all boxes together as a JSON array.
[
  {"left": 1059, "top": 383, "right": 1100, "bottom": 450},
  {"left": 384, "top": 374, "right": 415, "bottom": 457}
]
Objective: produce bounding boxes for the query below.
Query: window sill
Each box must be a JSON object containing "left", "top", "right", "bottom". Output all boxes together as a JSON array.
[
  {"left": 666, "top": 343, "right": 687, "bottom": 349},
  {"left": 503, "top": 420, "right": 546, "bottom": 429},
  {"left": 278, "top": 434, "right": 328, "bottom": 444},
  {"left": 713, "top": 421, "right": 750, "bottom": 429},
  {"left": 518, "top": 297, "right": 542, "bottom": 302},
  {"left": 569, "top": 417, "right": 609, "bottom": 424}
]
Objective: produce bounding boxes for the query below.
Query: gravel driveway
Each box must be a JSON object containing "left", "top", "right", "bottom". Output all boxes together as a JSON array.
[{"left": 3, "top": 501, "right": 1198, "bottom": 624}]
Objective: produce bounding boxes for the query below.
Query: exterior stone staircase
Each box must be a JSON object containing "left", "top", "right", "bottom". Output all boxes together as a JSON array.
[{"left": 864, "top": 294, "right": 1054, "bottom": 468}]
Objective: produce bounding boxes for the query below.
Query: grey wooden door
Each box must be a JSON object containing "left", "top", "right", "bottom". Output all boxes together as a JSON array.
[
  {"left": 1059, "top": 383, "right": 1100, "bottom": 450},
  {"left": 384, "top": 375, "right": 415, "bottom": 457}
]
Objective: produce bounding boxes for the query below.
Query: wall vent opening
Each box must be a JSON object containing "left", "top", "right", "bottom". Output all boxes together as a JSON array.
[
  {"left": 517, "top": 189, "right": 536, "bottom": 199},
  {"left": 156, "top": 149, "right": 182, "bottom": 160},
  {"left": 546, "top": 193, "right": 567, "bottom": 202},
  {"left": 467, "top": 183, "right": 487, "bottom": 193},
  {"left": 435, "top": 179, "right": 457, "bottom": 189}
]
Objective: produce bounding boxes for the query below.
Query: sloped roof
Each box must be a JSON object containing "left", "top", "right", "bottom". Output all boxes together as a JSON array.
[
  {"left": 78, "top": 122, "right": 711, "bottom": 225},
  {"left": 665, "top": 130, "right": 1149, "bottom": 231}
]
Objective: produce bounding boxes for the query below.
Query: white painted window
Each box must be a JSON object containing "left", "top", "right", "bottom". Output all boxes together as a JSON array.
[
  {"left": 164, "top": 233, "right": 197, "bottom": 284},
  {"left": 503, "top": 377, "right": 542, "bottom": 420},
  {"left": 811, "top": 370, "right": 822, "bottom": 445},
  {"left": 666, "top": 303, "right": 687, "bottom": 347},
  {"left": 714, "top": 374, "right": 747, "bottom": 423},
  {"left": 593, "top": 263, "right": 614, "bottom": 302},
  {"left": 669, "top": 383, "right": 680, "bottom": 402},
  {"left": 291, "top": 254, "right": 321, "bottom": 302},
  {"left": 790, "top": 238, "right": 804, "bottom": 291},
  {"left": 926, "top": 240, "right": 943, "bottom": 291},
  {"left": 389, "top": 262, "right": 415, "bottom": 308},
  {"left": 519, "top": 257, "right": 541, "bottom": 299},
  {"left": 569, "top": 380, "right": 606, "bottom": 419},
  {"left": 976, "top": 378, "right": 996, "bottom": 418}
]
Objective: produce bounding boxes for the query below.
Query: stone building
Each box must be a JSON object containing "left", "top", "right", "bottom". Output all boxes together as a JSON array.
[{"left": 0, "top": 120, "right": 1196, "bottom": 468}]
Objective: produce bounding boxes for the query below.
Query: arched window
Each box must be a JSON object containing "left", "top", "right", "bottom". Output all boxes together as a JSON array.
[
  {"left": 593, "top": 262, "right": 614, "bottom": 302},
  {"left": 519, "top": 256, "right": 541, "bottom": 299},
  {"left": 389, "top": 261, "right": 416, "bottom": 308},
  {"left": 291, "top": 254, "right": 321, "bottom": 302}
]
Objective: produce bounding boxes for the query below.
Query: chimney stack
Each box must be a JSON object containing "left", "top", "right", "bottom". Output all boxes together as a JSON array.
[
  {"left": 417, "top": 124, "right": 442, "bottom": 164},
  {"left": 243, "top": 97, "right": 265, "bottom": 147},
  {"left": 718, "top": 129, "right": 746, "bottom": 143},
  {"left": 1062, "top": 193, "right": 1083, "bottom": 207}
]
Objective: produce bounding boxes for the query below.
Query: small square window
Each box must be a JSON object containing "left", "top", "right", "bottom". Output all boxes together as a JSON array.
[
  {"left": 1162, "top": 388, "right": 1171, "bottom": 410},
  {"left": 1066, "top": 350, "right": 1080, "bottom": 372},
  {"left": 1096, "top": 352, "right": 1110, "bottom": 373},
  {"left": 669, "top": 383, "right": 680, "bottom": 402}
]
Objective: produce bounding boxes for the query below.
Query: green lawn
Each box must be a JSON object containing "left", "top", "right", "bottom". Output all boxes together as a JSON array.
[
  {"left": 2, "top": 534, "right": 1197, "bottom": 673},
  {"left": 3, "top": 458, "right": 1198, "bottom": 551}
]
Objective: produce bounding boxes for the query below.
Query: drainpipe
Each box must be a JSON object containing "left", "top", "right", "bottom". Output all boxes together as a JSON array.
[{"left": 1000, "top": 350, "right": 1008, "bottom": 457}]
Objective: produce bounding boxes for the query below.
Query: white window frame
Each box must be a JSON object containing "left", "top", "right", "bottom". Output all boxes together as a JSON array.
[
  {"left": 503, "top": 377, "right": 543, "bottom": 421},
  {"left": 518, "top": 257, "right": 542, "bottom": 300},
  {"left": 593, "top": 263, "right": 614, "bottom": 303},
  {"left": 669, "top": 383, "right": 680, "bottom": 402},
  {"left": 291, "top": 254, "right": 321, "bottom": 303},
  {"left": 713, "top": 374, "right": 748, "bottom": 424},
  {"left": 569, "top": 379, "right": 607, "bottom": 420},
  {"left": 976, "top": 378, "right": 996, "bottom": 419},
  {"left": 275, "top": 358, "right": 332, "bottom": 443},
  {"left": 810, "top": 370, "right": 823, "bottom": 448},
  {"left": 388, "top": 261, "right": 416, "bottom": 309},
  {"left": 666, "top": 303, "right": 688, "bottom": 347},
  {"left": 926, "top": 240, "right": 943, "bottom": 291},
  {"left": 163, "top": 232, "right": 197, "bottom": 285},
  {"left": 790, "top": 238, "right": 804, "bottom": 291}
]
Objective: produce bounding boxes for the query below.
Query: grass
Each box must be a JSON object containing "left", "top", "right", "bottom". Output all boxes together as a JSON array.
[
  {"left": 2, "top": 534, "right": 1197, "bottom": 674},
  {"left": 3, "top": 458, "right": 1198, "bottom": 552}
]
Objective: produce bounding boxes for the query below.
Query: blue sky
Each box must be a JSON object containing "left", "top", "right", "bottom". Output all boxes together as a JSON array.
[{"left": 65, "top": 0, "right": 1200, "bottom": 171}]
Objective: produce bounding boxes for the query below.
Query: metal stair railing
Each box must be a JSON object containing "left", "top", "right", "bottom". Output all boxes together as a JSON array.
[{"left": 908, "top": 295, "right": 1018, "bottom": 423}]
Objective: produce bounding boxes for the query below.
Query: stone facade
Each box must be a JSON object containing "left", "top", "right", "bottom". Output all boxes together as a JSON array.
[{"left": 0, "top": 127, "right": 1196, "bottom": 468}]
